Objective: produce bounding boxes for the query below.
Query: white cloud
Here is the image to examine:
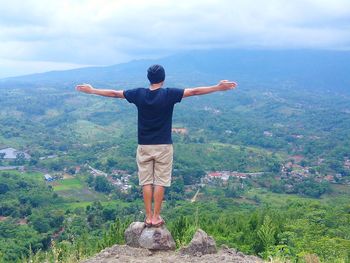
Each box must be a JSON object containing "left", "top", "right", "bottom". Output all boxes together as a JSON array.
[
  {"left": 0, "top": 58, "right": 92, "bottom": 78},
  {"left": 0, "top": 0, "right": 349, "bottom": 77}
]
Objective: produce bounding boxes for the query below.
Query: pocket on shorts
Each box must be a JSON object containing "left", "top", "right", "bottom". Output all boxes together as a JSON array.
[
  {"left": 136, "top": 145, "right": 143, "bottom": 158},
  {"left": 160, "top": 144, "right": 173, "bottom": 150}
]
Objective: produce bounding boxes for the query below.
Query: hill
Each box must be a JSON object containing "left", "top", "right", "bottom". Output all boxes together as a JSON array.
[
  {"left": 1, "top": 49, "right": 350, "bottom": 94},
  {"left": 1, "top": 49, "right": 350, "bottom": 262},
  {"left": 1, "top": 49, "right": 349, "bottom": 180}
]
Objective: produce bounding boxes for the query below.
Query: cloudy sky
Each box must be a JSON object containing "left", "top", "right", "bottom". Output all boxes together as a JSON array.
[{"left": 0, "top": 0, "right": 349, "bottom": 78}]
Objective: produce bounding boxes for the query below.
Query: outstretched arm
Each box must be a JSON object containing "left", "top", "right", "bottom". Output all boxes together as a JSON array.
[
  {"left": 183, "top": 80, "right": 237, "bottom": 98},
  {"left": 76, "top": 84, "right": 125, "bottom": 99}
]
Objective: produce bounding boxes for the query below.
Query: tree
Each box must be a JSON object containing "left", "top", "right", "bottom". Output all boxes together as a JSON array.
[
  {"left": 106, "top": 158, "right": 118, "bottom": 169},
  {"left": 102, "top": 207, "right": 116, "bottom": 221},
  {"left": 171, "top": 177, "right": 184, "bottom": 194},
  {"left": 0, "top": 152, "right": 5, "bottom": 164},
  {"left": 225, "top": 184, "right": 242, "bottom": 198},
  {"left": 0, "top": 183, "right": 9, "bottom": 194},
  {"left": 86, "top": 175, "right": 94, "bottom": 187},
  {"left": 257, "top": 215, "right": 276, "bottom": 258},
  {"left": 94, "top": 176, "right": 112, "bottom": 193},
  {"left": 14, "top": 152, "right": 26, "bottom": 165}
]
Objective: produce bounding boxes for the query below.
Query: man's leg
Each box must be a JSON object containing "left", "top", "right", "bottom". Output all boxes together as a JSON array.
[
  {"left": 137, "top": 145, "right": 155, "bottom": 224},
  {"left": 142, "top": 184, "right": 153, "bottom": 223},
  {"left": 152, "top": 144, "right": 173, "bottom": 225},
  {"left": 152, "top": 185, "right": 165, "bottom": 224}
]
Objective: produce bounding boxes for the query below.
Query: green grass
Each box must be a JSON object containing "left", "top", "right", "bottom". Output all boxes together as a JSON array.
[
  {"left": 211, "top": 142, "right": 287, "bottom": 160},
  {"left": 197, "top": 185, "right": 335, "bottom": 209},
  {"left": 245, "top": 187, "right": 316, "bottom": 206},
  {"left": 52, "top": 176, "right": 116, "bottom": 203},
  {"left": 53, "top": 178, "right": 84, "bottom": 191},
  {"left": 72, "top": 120, "right": 122, "bottom": 143},
  {"left": 55, "top": 199, "right": 142, "bottom": 211},
  {"left": 20, "top": 171, "right": 44, "bottom": 181},
  {"left": 243, "top": 184, "right": 350, "bottom": 209},
  {"left": 0, "top": 135, "right": 27, "bottom": 149},
  {"left": 327, "top": 183, "right": 350, "bottom": 195},
  {"left": 0, "top": 170, "right": 44, "bottom": 182},
  {"left": 54, "top": 187, "right": 109, "bottom": 202},
  {"left": 318, "top": 183, "right": 350, "bottom": 206}
]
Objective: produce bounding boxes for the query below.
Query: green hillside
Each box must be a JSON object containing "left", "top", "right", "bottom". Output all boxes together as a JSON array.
[{"left": 0, "top": 51, "right": 350, "bottom": 262}]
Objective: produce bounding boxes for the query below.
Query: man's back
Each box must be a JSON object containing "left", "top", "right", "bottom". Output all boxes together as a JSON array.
[
  {"left": 75, "top": 63, "right": 236, "bottom": 227},
  {"left": 123, "top": 87, "right": 184, "bottom": 145}
]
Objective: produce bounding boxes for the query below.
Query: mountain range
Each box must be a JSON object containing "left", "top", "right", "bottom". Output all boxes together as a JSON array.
[{"left": 1, "top": 49, "right": 349, "bottom": 93}]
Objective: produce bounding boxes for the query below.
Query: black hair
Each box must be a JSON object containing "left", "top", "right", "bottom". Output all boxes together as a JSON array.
[{"left": 147, "top": 64, "right": 165, "bottom": 84}]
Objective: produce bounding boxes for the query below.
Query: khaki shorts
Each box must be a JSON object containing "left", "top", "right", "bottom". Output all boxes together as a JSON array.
[{"left": 136, "top": 144, "right": 173, "bottom": 187}]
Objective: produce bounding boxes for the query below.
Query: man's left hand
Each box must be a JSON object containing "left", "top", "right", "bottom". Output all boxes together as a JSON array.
[{"left": 76, "top": 84, "right": 94, "bottom": 93}]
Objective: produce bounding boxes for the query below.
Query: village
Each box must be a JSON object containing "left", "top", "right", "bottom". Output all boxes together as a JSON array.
[
  {"left": 0, "top": 146, "right": 133, "bottom": 193},
  {"left": 279, "top": 156, "right": 349, "bottom": 184},
  {"left": 202, "top": 170, "right": 264, "bottom": 184},
  {"left": 42, "top": 165, "right": 133, "bottom": 194},
  {"left": 201, "top": 155, "right": 350, "bottom": 186},
  {"left": 1, "top": 146, "right": 350, "bottom": 192},
  {"left": 87, "top": 165, "right": 132, "bottom": 193}
]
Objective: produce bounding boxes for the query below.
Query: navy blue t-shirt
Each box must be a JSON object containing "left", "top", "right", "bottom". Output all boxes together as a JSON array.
[{"left": 123, "top": 87, "right": 184, "bottom": 145}]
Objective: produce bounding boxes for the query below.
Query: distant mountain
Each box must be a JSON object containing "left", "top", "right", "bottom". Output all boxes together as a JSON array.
[{"left": 1, "top": 49, "right": 349, "bottom": 93}]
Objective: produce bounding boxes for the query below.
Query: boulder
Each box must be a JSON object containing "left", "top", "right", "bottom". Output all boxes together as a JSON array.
[
  {"left": 179, "top": 229, "right": 217, "bottom": 256},
  {"left": 139, "top": 225, "right": 176, "bottom": 250},
  {"left": 124, "top": 222, "right": 176, "bottom": 250},
  {"left": 124, "top": 222, "right": 145, "bottom": 247}
]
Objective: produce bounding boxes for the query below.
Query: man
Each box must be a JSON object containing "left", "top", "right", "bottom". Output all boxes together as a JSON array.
[{"left": 76, "top": 64, "right": 237, "bottom": 227}]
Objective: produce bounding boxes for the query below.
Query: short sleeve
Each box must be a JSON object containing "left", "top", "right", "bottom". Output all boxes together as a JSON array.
[
  {"left": 123, "top": 88, "right": 140, "bottom": 104},
  {"left": 168, "top": 88, "right": 184, "bottom": 104}
]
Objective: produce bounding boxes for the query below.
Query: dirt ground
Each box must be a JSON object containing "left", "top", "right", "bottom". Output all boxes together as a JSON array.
[{"left": 81, "top": 244, "right": 263, "bottom": 263}]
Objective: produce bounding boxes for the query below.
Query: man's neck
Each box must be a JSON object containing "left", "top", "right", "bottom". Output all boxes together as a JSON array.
[{"left": 149, "top": 83, "right": 163, "bottom": 90}]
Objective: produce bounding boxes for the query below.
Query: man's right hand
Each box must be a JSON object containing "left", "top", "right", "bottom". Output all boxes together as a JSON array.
[
  {"left": 76, "top": 84, "right": 94, "bottom": 94},
  {"left": 217, "top": 80, "right": 237, "bottom": 91}
]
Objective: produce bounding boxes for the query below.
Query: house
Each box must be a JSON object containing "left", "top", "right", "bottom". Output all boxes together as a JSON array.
[
  {"left": 324, "top": 175, "right": 335, "bottom": 183},
  {"left": 44, "top": 174, "right": 54, "bottom": 182},
  {"left": 291, "top": 134, "right": 304, "bottom": 139},
  {"left": 111, "top": 169, "right": 129, "bottom": 175},
  {"left": 0, "top": 147, "right": 31, "bottom": 159},
  {"left": 263, "top": 131, "right": 273, "bottom": 137},
  {"left": 172, "top": 128, "right": 188, "bottom": 135},
  {"left": 0, "top": 216, "right": 8, "bottom": 222},
  {"left": 204, "top": 171, "right": 253, "bottom": 183},
  {"left": 75, "top": 166, "right": 81, "bottom": 174},
  {"left": 208, "top": 171, "right": 222, "bottom": 178},
  {"left": 204, "top": 106, "right": 221, "bottom": 114},
  {"left": 17, "top": 218, "right": 28, "bottom": 225},
  {"left": 39, "top": 154, "right": 58, "bottom": 160},
  {"left": 88, "top": 165, "right": 107, "bottom": 177},
  {"left": 290, "top": 155, "right": 304, "bottom": 163}
]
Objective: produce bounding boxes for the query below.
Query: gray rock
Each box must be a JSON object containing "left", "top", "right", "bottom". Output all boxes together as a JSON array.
[
  {"left": 179, "top": 229, "right": 217, "bottom": 256},
  {"left": 124, "top": 222, "right": 146, "bottom": 247},
  {"left": 237, "top": 251, "right": 245, "bottom": 257},
  {"left": 138, "top": 225, "right": 176, "bottom": 250},
  {"left": 82, "top": 243, "right": 264, "bottom": 263}
]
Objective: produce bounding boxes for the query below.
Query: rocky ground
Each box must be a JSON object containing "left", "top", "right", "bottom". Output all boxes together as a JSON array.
[
  {"left": 81, "top": 244, "right": 263, "bottom": 263},
  {"left": 82, "top": 222, "right": 263, "bottom": 263}
]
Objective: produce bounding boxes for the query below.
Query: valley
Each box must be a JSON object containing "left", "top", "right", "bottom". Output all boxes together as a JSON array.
[{"left": 0, "top": 50, "right": 350, "bottom": 262}]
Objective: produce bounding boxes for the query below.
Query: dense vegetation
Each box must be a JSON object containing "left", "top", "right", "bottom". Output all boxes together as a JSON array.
[
  {"left": 0, "top": 171, "right": 63, "bottom": 262},
  {"left": 0, "top": 51, "right": 350, "bottom": 262},
  {"left": 1, "top": 170, "right": 350, "bottom": 262},
  {"left": 1, "top": 80, "right": 349, "bottom": 177}
]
